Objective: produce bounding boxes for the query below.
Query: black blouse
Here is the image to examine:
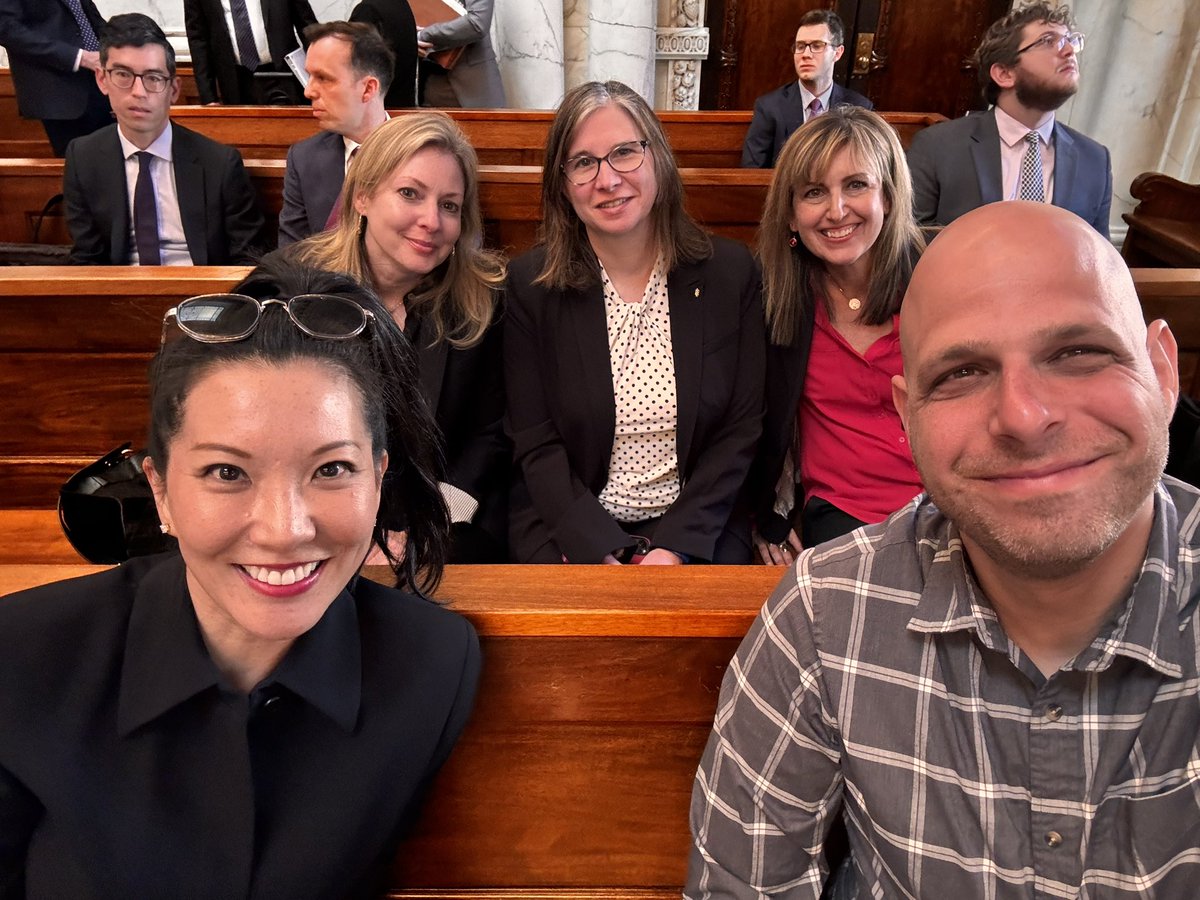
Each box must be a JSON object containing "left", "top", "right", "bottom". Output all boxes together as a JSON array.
[{"left": 0, "top": 553, "right": 480, "bottom": 899}]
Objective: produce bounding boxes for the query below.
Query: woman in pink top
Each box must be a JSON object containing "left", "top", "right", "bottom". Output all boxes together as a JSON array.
[{"left": 751, "top": 106, "right": 926, "bottom": 564}]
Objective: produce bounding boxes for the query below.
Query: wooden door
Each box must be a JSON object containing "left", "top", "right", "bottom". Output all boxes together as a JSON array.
[{"left": 702, "top": 0, "right": 1010, "bottom": 118}]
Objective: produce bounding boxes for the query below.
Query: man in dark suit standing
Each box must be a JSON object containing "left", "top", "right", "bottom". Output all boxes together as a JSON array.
[
  {"left": 183, "top": 0, "right": 316, "bottom": 105},
  {"left": 64, "top": 14, "right": 265, "bottom": 265},
  {"left": 0, "top": 0, "right": 112, "bottom": 156},
  {"left": 350, "top": 0, "right": 417, "bottom": 108},
  {"left": 741, "top": 9, "right": 872, "bottom": 168},
  {"left": 906, "top": 2, "right": 1112, "bottom": 237},
  {"left": 278, "top": 21, "right": 392, "bottom": 246}
]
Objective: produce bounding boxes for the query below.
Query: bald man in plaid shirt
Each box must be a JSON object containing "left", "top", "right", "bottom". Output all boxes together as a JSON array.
[{"left": 687, "top": 202, "right": 1200, "bottom": 898}]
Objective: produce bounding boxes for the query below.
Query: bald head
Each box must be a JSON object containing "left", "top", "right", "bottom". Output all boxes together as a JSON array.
[
  {"left": 890, "top": 200, "right": 1179, "bottom": 583},
  {"left": 900, "top": 202, "right": 1143, "bottom": 368}
]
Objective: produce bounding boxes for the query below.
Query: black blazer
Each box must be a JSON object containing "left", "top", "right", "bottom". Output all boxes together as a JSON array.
[
  {"left": 183, "top": 0, "right": 317, "bottom": 105},
  {"left": 750, "top": 313, "right": 816, "bottom": 544},
  {"left": 741, "top": 81, "right": 874, "bottom": 168},
  {"left": 350, "top": 0, "right": 418, "bottom": 108},
  {"left": 0, "top": 552, "right": 480, "bottom": 897},
  {"left": 63, "top": 122, "right": 267, "bottom": 265},
  {"left": 504, "top": 237, "right": 765, "bottom": 563},
  {"left": 0, "top": 0, "right": 106, "bottom": 119},
  {"left": 906, "top": 107, "right": 1113, "bottom": 238},
  {"left": 409, "top": 308, "right": 509, "bottom": 556}
]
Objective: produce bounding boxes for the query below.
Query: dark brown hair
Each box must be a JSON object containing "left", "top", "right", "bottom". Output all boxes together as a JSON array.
[{"left": 303, "top": 20, "right": 395, "bottom": 94}]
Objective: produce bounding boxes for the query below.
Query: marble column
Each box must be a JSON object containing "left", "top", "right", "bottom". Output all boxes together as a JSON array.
[
  {"left": 563, "top": 0, "right": 656, "bottom": 103},
  {"left": 1058, "top": 0, "right": 1199, "bottom": 240},
  {"left": 492, "top": 0, "right": 565, "bottom": 109}
]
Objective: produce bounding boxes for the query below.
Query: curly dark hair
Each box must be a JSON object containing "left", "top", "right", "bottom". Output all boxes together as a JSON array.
[{"left": 974, "top": 3, "right": 1074, "bottom": 105}]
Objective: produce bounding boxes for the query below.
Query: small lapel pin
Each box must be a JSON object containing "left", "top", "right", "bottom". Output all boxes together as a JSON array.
[{"left": 693, "top": 287, "right": 700, "bottom": 298}]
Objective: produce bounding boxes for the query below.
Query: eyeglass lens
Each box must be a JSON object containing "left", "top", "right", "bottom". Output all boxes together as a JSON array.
[
  {"left": 288, "top": 295, "right": 369, "bottom": 337},
  {"left": 793, "top": 41, "right": 828, "bottom": 54}
]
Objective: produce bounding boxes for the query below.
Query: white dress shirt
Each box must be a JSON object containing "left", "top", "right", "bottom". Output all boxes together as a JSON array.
[
  {"left": 798, "top": 82, "right": 834, "bottom": 122},
  {"left": 995, "top": 104, "right": 1056, "bottom": 203},
  {"left": 117, "top": 125, "right": 194, "bottom": 266},
  {"left": 220, "top": 0, "right": 272, "bottom": 67}
]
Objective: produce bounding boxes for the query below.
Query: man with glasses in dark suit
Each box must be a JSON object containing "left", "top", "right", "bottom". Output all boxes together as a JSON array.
[
  {"left": 741, "top": 9, "right": 872, "bottom": 169},
  {"left": 63, "top": 14, "right": 265, "bottom": 265},
  {"left": 907, "top": 2, "right": 1112, "bottom": 237}
]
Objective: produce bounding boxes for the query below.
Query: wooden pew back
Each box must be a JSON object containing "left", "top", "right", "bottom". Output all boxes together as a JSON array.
[{"left": 1, "top": 268, "right": 1197, "bottom": 509}]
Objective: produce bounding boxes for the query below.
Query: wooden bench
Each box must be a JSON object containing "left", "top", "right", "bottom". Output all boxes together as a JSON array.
[
  {"left": 2, "top": 267, "right": 1198, "bottom": 511},
  {"left": 1122, "top": 173, "right": 1200, "bottom": 268},
  {"left": 0, "top": 158, "right": 771, "bottom": 254},
  {"left": 0, "top": 561, "right": 782, "bottom": 897}
]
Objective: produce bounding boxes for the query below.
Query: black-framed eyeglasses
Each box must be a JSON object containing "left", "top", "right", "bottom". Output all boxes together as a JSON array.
[
  {"left": 793, "top": 40, "right": 833, "bottom": 55},
  {"left": 1017, "top": 31, "right": 1084, "bottom": 55},
  {"left": 104, "top": 67, "right": 173, "bottom": 93},
  {"left": 562, "top": 140, "right": 649, "bottom": 186},
  {"left": 160, "top": 294, "right": 376, "bottom": 346}
]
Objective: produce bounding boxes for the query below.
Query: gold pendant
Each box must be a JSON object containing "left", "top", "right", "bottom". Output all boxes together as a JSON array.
[{"left": 849, "top": 298, "right": 861, "bottom": 311}]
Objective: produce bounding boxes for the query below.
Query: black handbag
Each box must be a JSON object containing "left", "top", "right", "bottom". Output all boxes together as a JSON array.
[{"left": 58, "top": 443, "right": 176, "bottom": 564}]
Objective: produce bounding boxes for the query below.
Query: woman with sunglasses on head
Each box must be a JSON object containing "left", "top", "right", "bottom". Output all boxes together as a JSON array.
[
  {"left": 288, "top": 111, "right": 508, "bottom": 563},
  {"left": 505, "top": 81, "right": 765, "bottom": 565},
  {"left": 751, "top": 106, "right": 925, "bottom": 566},
  {"left": 0, "top": 258, "right": 480, "bottom": 896}
]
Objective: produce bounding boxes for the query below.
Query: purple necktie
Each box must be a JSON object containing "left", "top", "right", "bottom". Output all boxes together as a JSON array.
[
  {"left": 64, "top": 0, "right": 100, "bottom": 52},
  {"left": 807, "top": 97, "right": 824, "bottom": 122},
  {"left": 229, "top": 0, "right": 261, "bottom": 72},
  {"left": 133, "top": 152, "right": 161, "bottom": 266}
]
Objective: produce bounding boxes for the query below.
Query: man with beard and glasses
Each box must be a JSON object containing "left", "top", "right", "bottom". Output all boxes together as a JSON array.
[
  {"left": 687, "top": 201, "right": 1200, "bottom": 898},
  {"left": 907, "top": 2, "right": 1112, "bottom": 236}
]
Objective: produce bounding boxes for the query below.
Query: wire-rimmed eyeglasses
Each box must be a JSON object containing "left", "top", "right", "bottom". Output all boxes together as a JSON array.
[
  {"left": 1017, "top": 31, "right": 1084, "bottom": 55},
  {"left": 160, "top": 294, "right": 376, "bottom": 347},
  {"left": 104, "top": 67, "right": 173, "bottom": 93},
  {"left": 562, "top": 140, "right": 649, "bottom": 186}
]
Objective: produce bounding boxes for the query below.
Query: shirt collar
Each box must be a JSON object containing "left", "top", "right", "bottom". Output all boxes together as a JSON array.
[
  {"left": 994, "top": 104, "right": 1055, "bottom": 149},
  {"left": 118, "top": 553, "right": 363, "bottom": 736},
  {"left": 117, "top": 121, "right": 174, "bottom": 163},
  {"left": 906, "top": 482, "right": 1188, "bottom": 679},
  {"left": 798, "top": 81, "right": 834, "bottom": 112}
]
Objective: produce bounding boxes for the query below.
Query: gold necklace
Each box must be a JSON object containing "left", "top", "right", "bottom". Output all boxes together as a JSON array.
[{"left": 826, "top": 274, "right": 862, "bottom": 311}]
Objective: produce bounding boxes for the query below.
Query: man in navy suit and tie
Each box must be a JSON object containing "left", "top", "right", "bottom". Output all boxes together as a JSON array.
[
  {"left": 741, "top": 9, "right": 872, "bottom": 168},
  {"left": 0, "top": 0, "right": 112, "bottom": 156},
  {"left": 277, "top": 21, "right": 392, "bottom": 246},
  {"left": 906, "top": 2, "right": 1112, "bottom": 238},
  {"left": 63, "top": 14, "right": 265, "bottom": 265}
]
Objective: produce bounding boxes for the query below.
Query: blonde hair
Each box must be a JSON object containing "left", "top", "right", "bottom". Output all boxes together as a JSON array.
[
  {"left": 294, "top": 112, "right": 505, "bottom": 348},
  {"left": 534, "top": 81, "right": 710, "bottom": 290},
  {"left": 759, "top": 106, "right": 924, "bottom": 345}
]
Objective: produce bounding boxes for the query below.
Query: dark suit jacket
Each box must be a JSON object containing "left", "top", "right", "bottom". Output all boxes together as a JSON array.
[
  {"left": 63, "top": 122, "right": 267, "bottom": 265},
  {"left": 0, "top": 552, "right": 480, "bottom": 897},
  {"left": 741, "top": 81, "right": 873, "bottom": 168},
  {"left": 183, "top": 0, "right": 317, "bottom": 105},
  {"left": 0, "top": 0, "right": 106, "bottom": 119},
  {"left": 350, "top": 0, "right": 418, "bottom": 108},
  {"left": 907, "top": 107, "right": 1113, "bottom": 238},
  {"left": 504, "top": 237, "right": 765, "bottom": 564},
  {"left": 278, "top": 129, "right": 344, "bottom": 247},
  {"left": 409, "top": 309, "right": 509, "bottom": 556}
]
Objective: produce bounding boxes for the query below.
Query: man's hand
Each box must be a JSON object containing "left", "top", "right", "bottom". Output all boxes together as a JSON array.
[{"left": 80, "top": 50, "right": 101, "bottom": 72}]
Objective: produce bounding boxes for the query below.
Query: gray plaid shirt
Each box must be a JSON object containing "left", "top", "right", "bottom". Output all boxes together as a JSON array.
[{"left": 688, "top": 478, "right": 1200, "bottom": 898}]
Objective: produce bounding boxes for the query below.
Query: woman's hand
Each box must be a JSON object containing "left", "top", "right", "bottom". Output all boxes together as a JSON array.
[
  {"left": 601, "top": 553, "right": 623, "bottom": 565},
  {"left": 638, "top": 548, "right": 685, "bottom": 566},
  {"left": 753, "top": 528, "right": 802, "bottom": 566}
]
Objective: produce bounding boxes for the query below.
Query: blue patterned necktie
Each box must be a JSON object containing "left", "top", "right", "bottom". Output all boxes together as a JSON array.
[
  {"left": 229, "top": 0, "right": 261, "bottom": 72},
  {"left": 64, "top": 0, "right": 100, "bottom": 52},
  {"left": 1017, "top": 131, "right": 1045, "bottom": 202}
]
